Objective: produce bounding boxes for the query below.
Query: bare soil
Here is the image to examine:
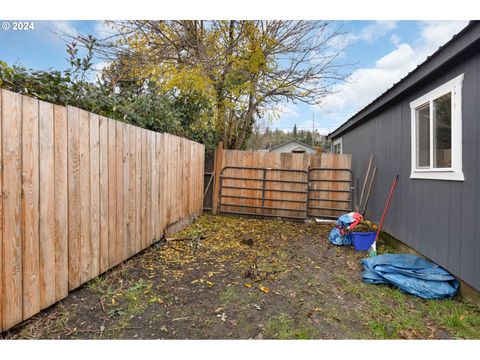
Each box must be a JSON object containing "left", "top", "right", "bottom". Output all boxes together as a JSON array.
[{"left": 2, "top": 214, "right": 479, "bottom": 339}]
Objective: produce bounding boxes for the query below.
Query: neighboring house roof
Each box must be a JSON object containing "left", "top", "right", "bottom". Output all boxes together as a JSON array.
[
  {"left": 328, "top": 21, "right": 480, "bottom": 140},
  {"left": 269, "top": 139, "right": 316, "bottom": 152}
]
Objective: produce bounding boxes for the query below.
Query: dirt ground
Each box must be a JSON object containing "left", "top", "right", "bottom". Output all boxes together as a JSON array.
[{"left": 3, "top": 214, "right": 480, "bottom": 340}]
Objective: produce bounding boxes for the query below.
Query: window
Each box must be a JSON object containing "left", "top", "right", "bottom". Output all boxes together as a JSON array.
[
  {"left": 410, "top": 74, "right": 464, "bottom": 181},
  {"left": 333, "top": 138, "right": 342, "bottom": 154}
]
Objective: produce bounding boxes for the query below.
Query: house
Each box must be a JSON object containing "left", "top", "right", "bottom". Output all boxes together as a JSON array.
[
  {"left": 327, "top": 21, "right": 480, "bottom": 293},
  {"left": 269, "top": 139, "right": 317, "bottom": 154}
]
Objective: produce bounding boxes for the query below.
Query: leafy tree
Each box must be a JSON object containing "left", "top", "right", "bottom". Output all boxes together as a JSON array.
[
  {"left": 0, "top": 38, "right": 220, "bottom": 153},
  {"left": 91, "top": 20, "right": 350, "bottom": 149}
]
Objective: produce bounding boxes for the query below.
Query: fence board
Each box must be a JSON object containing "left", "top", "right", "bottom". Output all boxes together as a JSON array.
[
  {"left": 128, "top": 125, "right": 136, "bottom": 256},
  {"left": 115, "top": 121, "right": 124, "bottom": 266},
  {"left": 67, "top": 106, "right": 81, "bottom": 290},
  {"left": 22, "top": 95, "right": 40, "bottom": 319},
  {"left": 200, "top": 145, "right": 205, "bottom": 213},
  {"left": 90, "top": 113, "right": 100, "bottom": 278},
  {"left": 141, "top": 129, "right": 147, "bottom": 249},
  {"left": 122, "top": 123, "right": 130, "bottom": 259},
  {"left": 39, "top": 101, "right": 56, "bottom": 309},
  {"left": 79, "top": 110, "right": 91, "bottom": 283},
  {"left": 154, "top": 133, "right": 161, "bottom": 239},
  {"left": 99, "top": 116, "right": 109, "bottom": 273},
  {"left": 54, "top": 105, "right": 68, "bottom": 301},
  {"left": 135, "top": 127, "right": 142, "bottom": 253},
  {"left": 2, "top": 90, "right": 23, "bottom": 329},
  {"left": 147, "top": 131, "right": 155, "bottom": 245},
  {"left": 108, "top": 119, "right": 117, "bottom": 268},
  {"left": 158, "top": 133, "right": 166, "bottom": 235}
]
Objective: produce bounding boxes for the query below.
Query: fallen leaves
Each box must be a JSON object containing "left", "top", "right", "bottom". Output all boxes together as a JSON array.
[
  {"left": 244, "top": 282, "right": 269, "bottom": 294},
  {"left": 12, "top": 214, "right": 474, "bottom": 340},
  {"left": 148, "top": 297, "right": 165, "bottom": 305},
  {"left": 258, "top": 285, "right": 269, "bottom": 294}
]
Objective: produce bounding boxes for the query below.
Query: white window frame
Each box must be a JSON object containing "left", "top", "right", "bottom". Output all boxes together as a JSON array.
[
  {"left": 332, "top": 138, "right": 343, "bottom": 154},
  {"left": 410, "top": 73, "right": 464, "bottom": 181}
]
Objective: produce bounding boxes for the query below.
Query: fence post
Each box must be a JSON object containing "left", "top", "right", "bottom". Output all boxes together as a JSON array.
[{"left": 211, "top": 141, "right": 224, "bottom": 214}]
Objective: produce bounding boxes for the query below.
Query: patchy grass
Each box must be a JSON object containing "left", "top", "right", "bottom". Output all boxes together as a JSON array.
[
  {"left": 3, "top": 214, "right": 479, "bottom": 339},
  {"left": 265, "top": 313, "right": 315, "bottom": 339}
]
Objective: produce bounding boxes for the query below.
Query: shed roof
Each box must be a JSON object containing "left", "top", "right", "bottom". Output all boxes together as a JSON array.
[
  {"left": 269, "top": 139, "right": 316, "bottom": 151},
  {"left": 327, "top": 21, "right": 480, "bottom": 139}
]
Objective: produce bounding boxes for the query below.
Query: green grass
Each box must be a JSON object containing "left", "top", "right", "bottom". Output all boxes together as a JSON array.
[
  {"left": 426, "top": 299, "right": 480, "bottom": 339},
  {"left": 332, "top": 271, "right": 480, "bottom": 339},
  {"left": 265, "top": 313, "right": 315, "bottom": 339},
  {"left": 219, "top": 286, "right": 238, "bottom": 306}
]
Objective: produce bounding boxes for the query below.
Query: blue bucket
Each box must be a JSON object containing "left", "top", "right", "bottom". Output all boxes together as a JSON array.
[{"left": 352, "top": 232, "right": 376, "bottom": 251}]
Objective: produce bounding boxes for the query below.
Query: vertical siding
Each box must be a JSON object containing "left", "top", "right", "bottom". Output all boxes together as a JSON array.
[{"left": 339, "top": 49, "right": 480, "bottom": 291}]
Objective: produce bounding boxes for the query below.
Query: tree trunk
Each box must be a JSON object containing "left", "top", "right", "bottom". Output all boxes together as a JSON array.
[{"left": 234, "top": 107, "right": 256, "bottom": 149}]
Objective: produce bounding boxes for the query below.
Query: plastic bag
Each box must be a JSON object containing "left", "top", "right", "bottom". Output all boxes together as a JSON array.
[{"left": 328, "top": 212, "right": 363, "bottom": 246}]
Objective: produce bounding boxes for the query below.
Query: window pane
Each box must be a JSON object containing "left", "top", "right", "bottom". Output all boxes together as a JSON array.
[
  {"left": 416, "top": 104, "right": 430, "bottom": 168},
  {"left": 333, "top": 143, "right": 340, "bottom": 154},
  {"left": 433, "top": 93, "right": 452, "bottom": 168}
]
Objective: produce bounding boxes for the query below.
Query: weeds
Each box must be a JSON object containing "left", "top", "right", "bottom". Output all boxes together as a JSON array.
[{"left": 265, "top": 313, "right": 314, "bottom": 339}]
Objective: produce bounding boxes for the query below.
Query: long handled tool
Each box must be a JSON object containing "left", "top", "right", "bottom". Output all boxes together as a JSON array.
[
  {"left": 369, "top": 174, "right": 399, "bottom": 257},
  {"left": 361, "top": 166, "right": 377, "bottom": 217},
  {"left": 357, "top": 155, "right": 374, "bottom": 212}
]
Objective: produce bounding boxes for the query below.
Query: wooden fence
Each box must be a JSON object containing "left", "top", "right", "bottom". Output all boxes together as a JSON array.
[
  {"left": 0, "top": 89, "right": 204, "bottom": 332},
  {"left": 212, "top": 145, "right": 352, "bottom": 219}
]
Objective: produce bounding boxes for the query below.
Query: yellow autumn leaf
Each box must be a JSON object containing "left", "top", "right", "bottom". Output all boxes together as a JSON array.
[
  {"left": 149, "top": 297, "right": 165, "bottom": 305},
  {"left": 259, "top": 286, "right": 269, "bottom": 294},
  {"left": 244, "top": 283, "right": 253, "bottom": 288}
]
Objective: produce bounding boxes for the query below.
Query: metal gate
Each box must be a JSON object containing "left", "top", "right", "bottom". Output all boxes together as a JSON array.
[
  {"left": 218, "top": 165, "right": 354, "bottom": 220},
  {"left": 219, "top": 166, "right": 309, "bottom": 220},
  {"left": 307, "top": 168, "right": 354, "bottom": 219}
]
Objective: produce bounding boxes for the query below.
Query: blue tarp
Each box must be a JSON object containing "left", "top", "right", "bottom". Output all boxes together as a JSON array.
[{"left": 362, "top": 254, "right": 459, "bottom": 299}]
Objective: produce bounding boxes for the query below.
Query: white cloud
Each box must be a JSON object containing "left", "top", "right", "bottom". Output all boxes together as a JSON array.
[
  {"left": 49, "top": 20, "right": 79, "bottom": 38},
  {"left": 276, "top": 103, "right": 299, "bottom": 118},
  {"left": 94, "top": 21, "right": 118, "bottom": 39},
  {"left": 357, "top": 20, "right": 397, "bottom": 43},
  {"left": 419, "top": 21, "right": 469, "bottom": 53},
  {"left": 390, "top": 34, "right": 400, "bottom": 46},
  {"left": 264, "top": 102, "right": 300, "bottom": 123},
  {"left": 332, "top": 20, "right": 398, "bottom": 50},
  {"left": 316, "top": 20, "right": 469, "bottom": 127}
]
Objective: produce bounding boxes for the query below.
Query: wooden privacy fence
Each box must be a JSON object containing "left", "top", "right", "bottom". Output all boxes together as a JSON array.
[
  {"left": 0, "top": 89, "right": 205, "bottom": 332},
  {"left": 211, "top": 145, "right": 352, "bottom": 220}
]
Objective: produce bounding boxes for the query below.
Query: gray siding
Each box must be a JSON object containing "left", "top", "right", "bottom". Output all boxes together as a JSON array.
[{"left": 337, "top": 47, "right": 480, "bottom": 291}]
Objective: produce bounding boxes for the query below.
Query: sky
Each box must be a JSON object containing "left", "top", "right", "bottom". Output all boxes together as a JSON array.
[{"left": 0, "top": 20, "right": 469, "bottom": 135}]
